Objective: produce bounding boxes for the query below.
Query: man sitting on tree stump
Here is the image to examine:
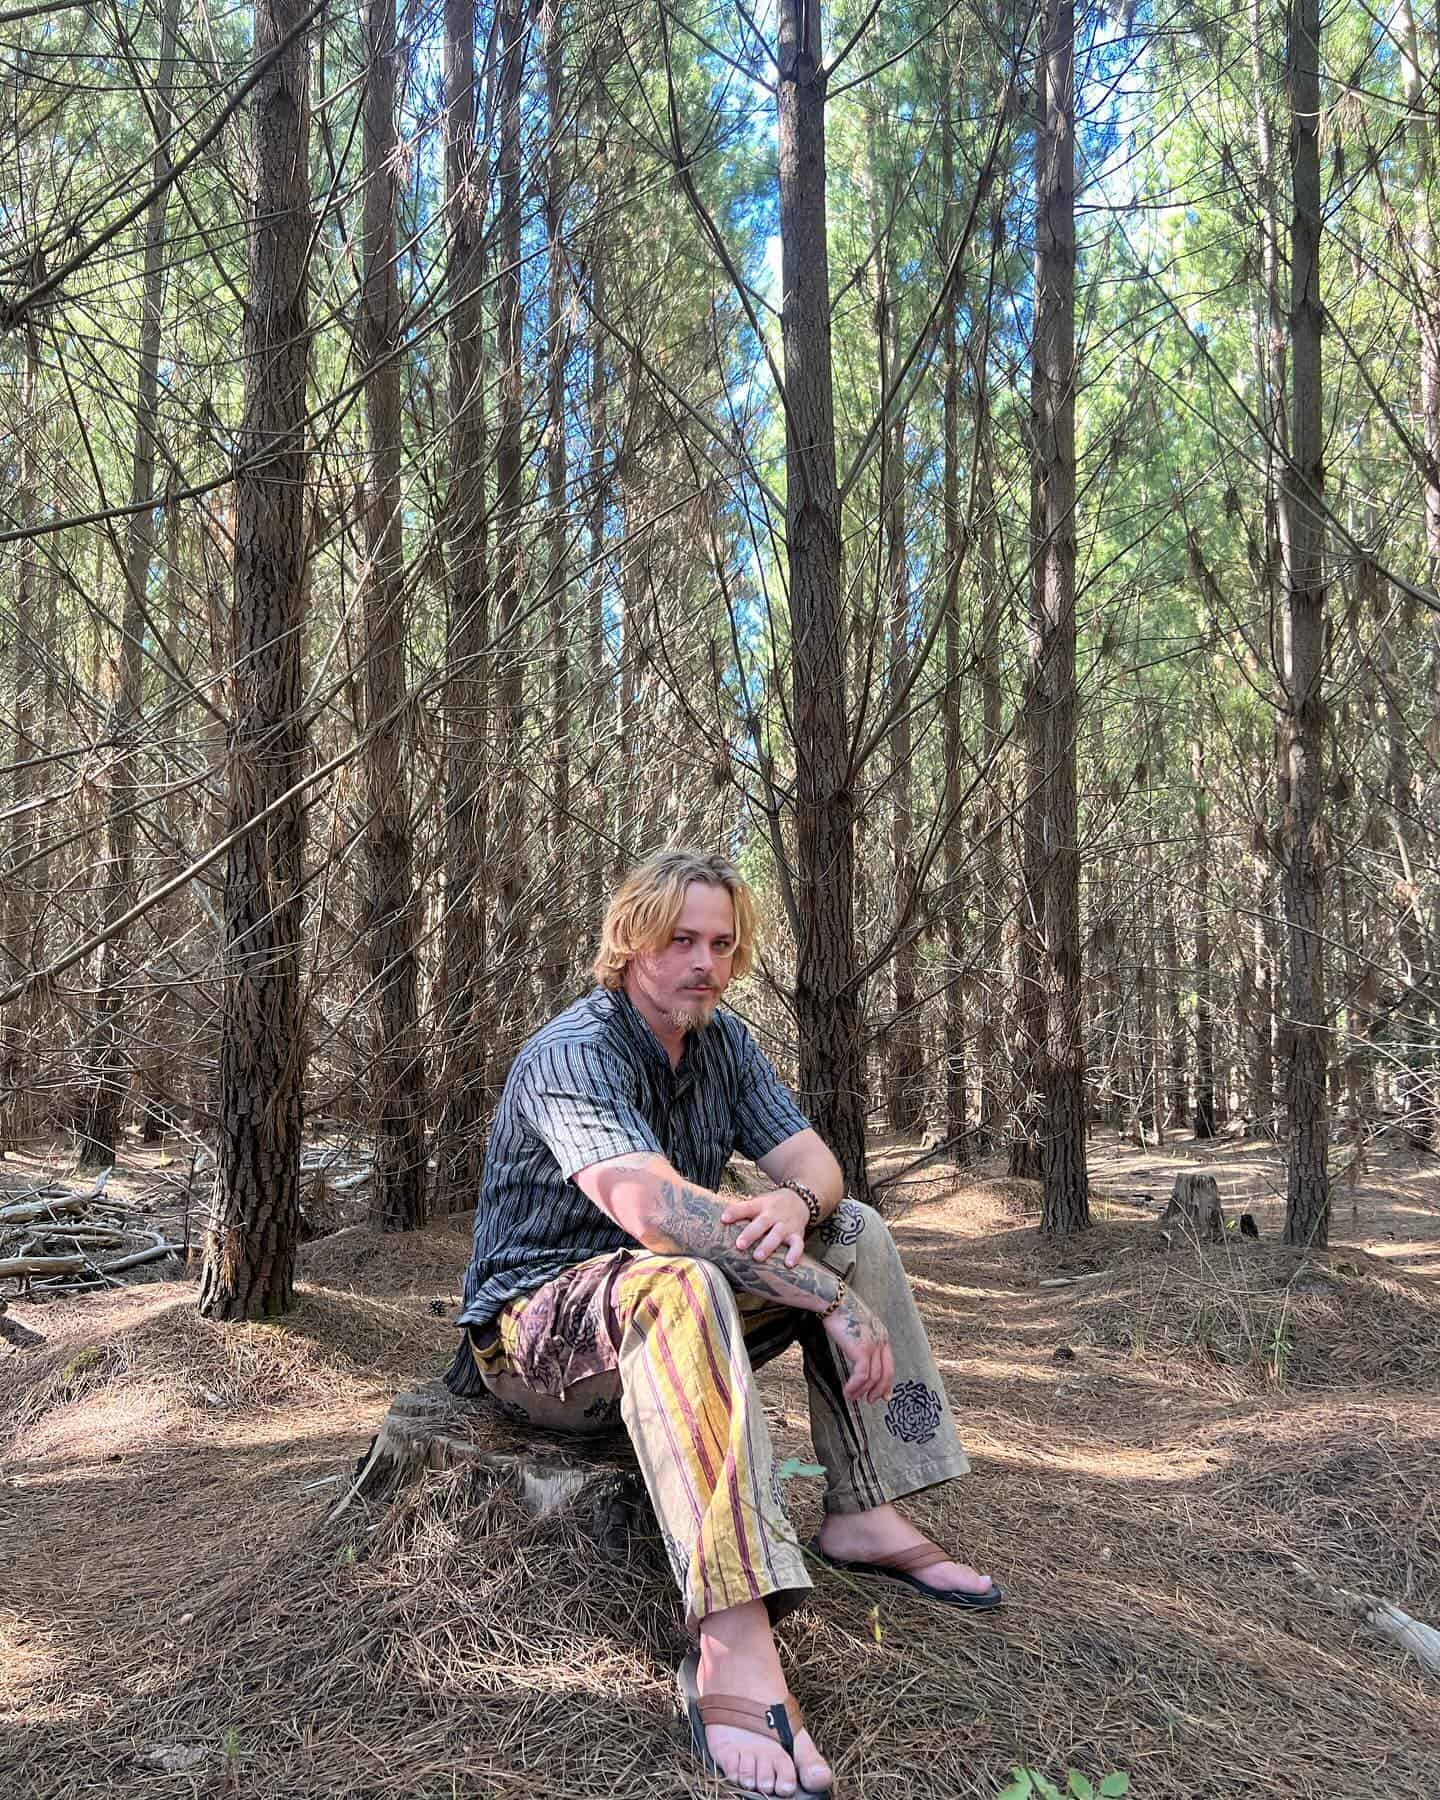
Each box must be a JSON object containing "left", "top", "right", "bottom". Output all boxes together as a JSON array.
[{"left": 448, "top": 848, "right": 1001, "bottom": 1799}]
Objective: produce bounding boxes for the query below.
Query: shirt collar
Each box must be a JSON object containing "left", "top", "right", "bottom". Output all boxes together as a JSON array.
[{"left": 609, "top": 987, "right": 712, "bottom": 1086}]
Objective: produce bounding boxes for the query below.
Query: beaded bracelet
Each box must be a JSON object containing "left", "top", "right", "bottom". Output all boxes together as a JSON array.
[
  {"left": 820, "top": 1278, "right": 846, "bottom": 1320},
  {"left": 780, "top": 1178, "right": 823, "bottom": 1228}
]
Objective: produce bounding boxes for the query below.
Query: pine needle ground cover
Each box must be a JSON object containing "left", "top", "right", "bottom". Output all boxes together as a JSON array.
[{"left": 2, "top": 1137, "right": 1437, "bottom": 1800}]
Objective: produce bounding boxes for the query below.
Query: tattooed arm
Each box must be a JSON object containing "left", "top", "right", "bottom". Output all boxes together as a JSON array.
[{"left": 575, "top": 1152, "right": 893, "bottom": 1402}]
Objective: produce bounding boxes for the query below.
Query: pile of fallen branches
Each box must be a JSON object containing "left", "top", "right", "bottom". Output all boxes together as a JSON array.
[{"left": 0, "top": 1172, "right": 185, "bottom": 1299}]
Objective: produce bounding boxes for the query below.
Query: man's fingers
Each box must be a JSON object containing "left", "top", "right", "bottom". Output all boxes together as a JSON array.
[
  {"left": 751, "top": 1222, "right": 789, "bottom": 1262},
  {"left": 782, "top": 1234, "right": 805, "bottom": 1268},
  {"left": 721, "top": 1199, "right": 759, "bottom": 1226},
  {"left": 862, "top": 1340, "right": 894, "bottom": 1405}
]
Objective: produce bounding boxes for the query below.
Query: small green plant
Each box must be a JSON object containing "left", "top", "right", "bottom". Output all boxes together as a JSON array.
[
  {"left": 1264, "top": 1320, "right": 1294, "bottom": 1385},
  {"left": 58, "top": 1345, "right": 110, "bottom": 1389},
  {"left": 336, "top": 1541, "right": 358, "bottom": 1566},
  {"left": 997, "top": 1769, "right": 1129, "bottom": 1800},
  {"left": 220, "top": 1726, "right": 246, "bottom": 1793}
]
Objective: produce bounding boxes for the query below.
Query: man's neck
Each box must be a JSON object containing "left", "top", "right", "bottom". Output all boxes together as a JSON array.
[{"left": 620, "top": 977, "right": 686, "bottom": 1068}]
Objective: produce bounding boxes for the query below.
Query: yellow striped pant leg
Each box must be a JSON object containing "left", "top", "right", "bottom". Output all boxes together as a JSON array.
[{"left": 613, "top": 1252, "right": 812, "bottom": 1634}]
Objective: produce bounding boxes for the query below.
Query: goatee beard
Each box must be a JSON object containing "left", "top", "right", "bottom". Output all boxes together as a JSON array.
[{"left": 670, "top": 998, "right": 715, "bottom": 1032}]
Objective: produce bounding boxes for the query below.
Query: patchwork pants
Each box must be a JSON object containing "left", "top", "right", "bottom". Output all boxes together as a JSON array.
[{"left": 467, "top": 1199, "right": 970, "bottom": 1632}]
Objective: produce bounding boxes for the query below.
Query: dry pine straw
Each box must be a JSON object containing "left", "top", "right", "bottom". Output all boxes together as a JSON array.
[{"left": 2, "top": 1185, "right": 1439, "bottom": 1800}]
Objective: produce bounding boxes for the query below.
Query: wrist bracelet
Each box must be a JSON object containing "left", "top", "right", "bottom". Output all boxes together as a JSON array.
[
  {"left": 820, "top": 1278, "right": 846, "bottom": 1320},
  {"left": 781, "top": 1178, "right": 823, "bottom": 1228}
]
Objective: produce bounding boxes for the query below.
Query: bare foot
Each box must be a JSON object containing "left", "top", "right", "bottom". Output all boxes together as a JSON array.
[
  {"left": 696, "top": 1599, "right": 832, "bottom": 1796},
  {"left": 815, "top": 1501, "right": 995, "bottom": 1596}
]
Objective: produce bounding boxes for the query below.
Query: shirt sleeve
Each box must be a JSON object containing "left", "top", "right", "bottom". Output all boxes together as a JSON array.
[
  {"left": 515, "top": 1039, "right": 663, "bottom": 1179},
  {"left": 732, "top": 1026, "right": 812, "bottom": 1163}
]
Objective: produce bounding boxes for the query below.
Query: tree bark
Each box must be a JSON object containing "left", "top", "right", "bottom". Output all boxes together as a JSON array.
[
  {"left": 975, "top": 365, "right": 1004, "bottom": 1152},
  {"left": 1397, "top": 0, "right": 1439, "bottom": 1149},
  {"left": 1192, "top": 741, "right": 1217, "bottom": 1138},
  {"left": 1162, "top": 894, "right": 1187, "bottom": 1128},
  {"left": 489, "top": 0, "right": 531, "bottom": 1058},
  {"left": 434, "top": 0, "right": 490, "bottom": 1215},
  {"left": 880, "top": 270, "right": 923, "bottom": 1136},
  {"left": 1139, "top": 832, "right": 1161, "bottom": 1145},
  {"left": 1028, "top": 0, "right": 1088, "bottom": 1234},
  {"left": 1280, "top": 0, "right": 1330, "bottom": 1246},
  {"left": 79, "top": 0, "right": 182, "bottom": 1160},
  {"left": 941, "top": 102, "right": 968, "bottom": 1152},
  {"left": 1379, "top": 619, "right": 1432, "bottom": 1147},
  {"left": 360, "top": 0, "right": 427, "bottom": 1230},
  {"left": 197, "top": 0, "right": 315, "bottom": 1319},
  {"left": 2, "top": 318, "right": 42, "bottom": 1150},
  {"left": 541, "top": 0, "right": 572, "bottom": 1010},
  {"left": 777, "top": 0, "right": 869, "bottom": 1200}
]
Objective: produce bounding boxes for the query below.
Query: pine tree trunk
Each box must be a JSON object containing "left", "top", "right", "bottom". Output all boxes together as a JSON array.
[
  {"left": 1163, "top": 896, "right": 1187, "bottom": 1128},
  {"left": 1380, "top": 622, "right": 1432, "bottom": 1147},
  {"left": 1254, "top": 869, "right": 1278, "bottom": 1131},
  {"left": 975, "top": 336, "right": 1003, "bottom": 1151},
  {"left": 1140, "top": 822, "right": 1162, "bottom": 1146},
  {"left": 1398, "top": 0, "right": 1439, "bottom": 1150},
  {"left": 616, "top": 355, "right": 648, "bottom": 878},
  {"left": 1280, "top": 0, "right": 1330, "bottom": 1246},
  {"left": 1008, "top": 801, "right": 1046, "bottom": 1178},
  {"left": 490, "top": 0, "right": 531, "bottom": 1054},
  {"left": 3, "top": 319, "right": 42, "bottom": 1150},
  {"left": 941, "top": 108, "right": 968, "bottom": 1152},
  {"left": 360, "top": 0, "right": 427, "bottom": 1230},
  {"left": 80, "top": 0, "right": 182, "bottom": 1161},
  {"left": 777, "top": 0, "right": 870, "bottom": 1201},
  {"left": 585, "top": 177, "right": 610, "bottom": 931},
  {"left": 1029, "top": 0, "right": 1088, "bottom": 1234},
  {"left": 139, "top": 505, "right": 187, "bottom": 1141},
  {"left": 883, "top": 368, "right": 923, "bottom": 1137},
  {"left": 1192, "top": 742, "right": 1217, "bottom": 1138},
  {"left": 541, "top": 0, "right": 572, "bottom": 1010},
  {"left": 434, "top": 0, "right": 490, "bottom": 1214},
  {"left": 197, "top": 0, "right": 315, "bottom": 1320}
]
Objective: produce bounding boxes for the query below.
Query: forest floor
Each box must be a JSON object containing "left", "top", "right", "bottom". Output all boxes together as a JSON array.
[{"left": 2, "top": 1127, "right": 1438, "bottom": 1800}]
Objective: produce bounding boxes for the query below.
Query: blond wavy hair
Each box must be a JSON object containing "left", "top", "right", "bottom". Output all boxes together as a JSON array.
[{"left": 593, "top": 848, "right": 758, "bottom": 990}]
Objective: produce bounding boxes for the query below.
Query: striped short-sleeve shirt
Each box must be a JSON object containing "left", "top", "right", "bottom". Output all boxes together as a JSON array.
[{"left": 456, "top": 987, "right": 811, "bottom": 1331}]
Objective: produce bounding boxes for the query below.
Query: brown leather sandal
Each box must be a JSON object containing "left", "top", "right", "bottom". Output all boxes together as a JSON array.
[
  {"left": 807, "top": 1534, "right": 1004, "bottom": 1611},
  {"left": 676, "top": 1650, "right": 832, "bottom": 1798}
]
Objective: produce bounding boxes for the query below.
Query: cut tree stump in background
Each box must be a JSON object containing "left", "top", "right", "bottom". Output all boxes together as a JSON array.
[
  {"left": 332, "top": 1378, "right": 652, "bottom": 1558},
  {"left": 1158, "top": 1172, "right": 1226, "bottom": 1243}
]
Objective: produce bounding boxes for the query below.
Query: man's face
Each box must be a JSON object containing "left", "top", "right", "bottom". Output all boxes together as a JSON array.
[{"left": 628, "top": 882, "right": 737, "bottom": 1033}]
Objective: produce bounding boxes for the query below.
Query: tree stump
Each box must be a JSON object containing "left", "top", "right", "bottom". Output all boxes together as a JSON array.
[
  {"left": 1158, "top": 1172, "right": 1226, "bottom": 1244},
  {"left": 333, "top": 1378, "right": 652, "bottom": 1558}
]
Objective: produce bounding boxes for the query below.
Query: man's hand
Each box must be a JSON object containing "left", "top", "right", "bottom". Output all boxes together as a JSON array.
[
  {"left": 720, "top": 1187, "right": 811, "bottom": 1268},
  {"left": 824, "top": 1290, "right": 894, "bottom": 1405}
]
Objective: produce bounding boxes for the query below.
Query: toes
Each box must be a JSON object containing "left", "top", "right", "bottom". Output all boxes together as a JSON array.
[
  {"left": 792, "top": 1728, "right": 838, "bottom": 1785},
  {"left": 795, "top": 1732, "right": 833, "bottom": 1793}
]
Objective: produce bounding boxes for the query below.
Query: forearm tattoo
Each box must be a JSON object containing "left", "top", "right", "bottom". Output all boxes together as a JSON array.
[{"left": 652, "top": 1177, "right": 840, "bottom": 1312}]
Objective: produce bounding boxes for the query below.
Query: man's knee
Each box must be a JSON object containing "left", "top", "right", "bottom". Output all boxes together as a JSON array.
[
  {"left": 817, "top": 1197, "right": 889, "bottom": 1252},
  {"left": 621, "top": 1253, "right": 743, "bottom": 1328}
]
